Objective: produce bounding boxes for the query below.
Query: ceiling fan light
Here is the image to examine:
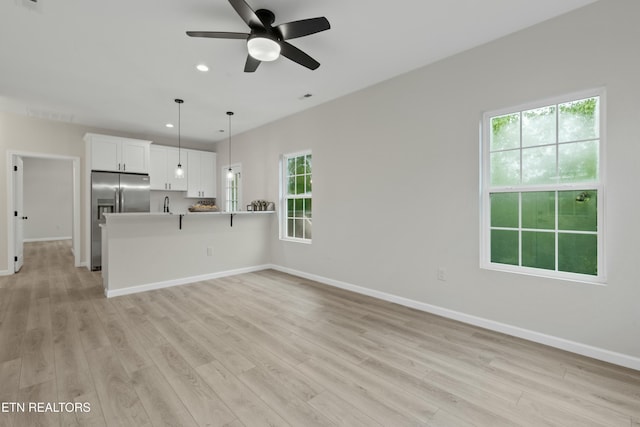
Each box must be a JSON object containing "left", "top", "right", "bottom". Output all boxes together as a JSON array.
[{"left": 247, "top": 36, "right": 281, "bottom": 62}]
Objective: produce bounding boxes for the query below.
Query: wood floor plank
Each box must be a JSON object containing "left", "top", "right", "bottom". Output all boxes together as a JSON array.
[
  {"left": 197, "top": 359, "right": 291, "bottom": 427},
  {"left": 13, "top": 379, "right": 59, "bottom": 427},
  {"left": 100, "top": 316, "right": 152, "bottom": 376},
  {"left": 19, "top": 326, "right": 55, "bottom": 388},
  {"left": 59, "top": 390, "right": 107, "bottom": 427},
  {"left": 131, "top": 365, "right": 199, "bottom": 427},
  {"left": 85, "top": 346, "right": 151, "bottom": 426},
  {"left": 295, "top": 358, "right": 424, "bottom": 427},
  {"left": 307, "top": 391, "right": 383, "bottom": 427},
  {"left": 152, "top": 315, "right": 215, "bottom": 369},
  {"left": 147, "top": 343, "right": 236, "bottom": 427},
  {"left": 238, "top": 366, "right": 333, "bottom": 427},
  {"left": 73, "top": 300, "right": 111, "bottom": 352},
  {"left": 184, "top": 319, "right": 256, "bottom": 375}
]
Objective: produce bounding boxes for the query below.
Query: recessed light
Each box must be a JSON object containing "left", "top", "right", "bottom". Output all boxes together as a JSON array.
[
  {"left": 166, "top": 123, "right": 174, "bottom": 128},
  {"left": 196, "top": 64, "right": 209, "bottom": 72}
]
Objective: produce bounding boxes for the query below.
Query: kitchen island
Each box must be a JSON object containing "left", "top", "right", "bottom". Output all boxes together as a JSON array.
[{"left": 100, "top": 211, "right": 275, "bottom": 297}]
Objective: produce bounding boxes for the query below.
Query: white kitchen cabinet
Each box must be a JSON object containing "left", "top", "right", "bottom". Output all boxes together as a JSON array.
[
  {"left": 150, "top": 146, "right": 188, "bottom": 191},
  {"left": 186, "top": 150, "right": 216, "bottom": 198},
  {"left": 85, "top": 133, "right": 151, "bottom": 173}
]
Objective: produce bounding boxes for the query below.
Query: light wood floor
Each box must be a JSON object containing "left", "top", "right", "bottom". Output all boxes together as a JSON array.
[{"left": 1, "top": 241, "right": 639, "bottom": 426}]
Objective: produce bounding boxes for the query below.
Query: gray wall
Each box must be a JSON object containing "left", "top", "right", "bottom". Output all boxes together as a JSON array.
[
  {"left": 216, "top": 0, "right": 640, "bottom": 360},
  {"left": 23, "top": 157, "right": 73, "bottom": 241}
]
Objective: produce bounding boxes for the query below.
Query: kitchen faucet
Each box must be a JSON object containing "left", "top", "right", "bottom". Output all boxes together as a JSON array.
[{"left": 163, "top": 196, "right": 170, "bottom": 213}]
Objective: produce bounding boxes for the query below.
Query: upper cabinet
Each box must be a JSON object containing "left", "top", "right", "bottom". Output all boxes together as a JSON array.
[
  {"left": 85, "top": 133, "right": 151, "bottom": 173},
  {"left": 186, "top": 150, "right": 216, "bottom": 198},
  {"left": 150, "top": 146, "right": 188, "bottom": 191}
]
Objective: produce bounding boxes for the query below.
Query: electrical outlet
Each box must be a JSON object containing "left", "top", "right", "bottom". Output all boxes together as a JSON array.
[
  {"left": 437, "top": 267, "right": 447, "bottom": 281},
  {"left": 206, "top": 247, "right": 213, "bottom": 256}
]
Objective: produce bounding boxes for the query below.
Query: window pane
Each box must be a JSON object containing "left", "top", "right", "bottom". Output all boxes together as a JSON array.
[
  {"left": 522, "top": 106, "right": 556, "bottom": 147},
  {"left": 294, "top": 198, "right": 303, "bottom": 217},
  {"left": 558, "top": 140, "right": 598, "bottom": 183},
  {"left": 491, "top": 113, "right": 520, "bottom": 151},
  {"left": 522, "top": 145, "right": 556, "bottom": 185},
  {"left": 558, "top": 190, "right": 597, "bottom": 231},
  {"left": 559, "top": 97, "right": 599, "bottom": 142},
  {"left": 522, "top": 231, "right": 555, "bottom": 270},
  {"left": 288, "top": 177, "right": 296, "bottom": 195},
  {"left": 305, "top": 155, "right": 312, "bottom": 174},
  {"left": 287, "top": 219, "right": 294, "bottom": 237},
  {"left": 294, "top": 219, "right": 304, "bottom": 238},
  {"left": 295, "top": 176, "right": 305, "bottom": 194},
  {"left": 491, "top": 230, "right": 519, "bottom": 266},
  {"left": 295, "top": 156, "right": 306, "bottom": 174},
  {"left": 304, "top": 198, "right": 312, "bottom": 219},
  {"left": 304, "top": 220, "right": 312, "bottom": 240},
  {"left": 522, "top": 191, "right": 555, "bottom": 230},
  {"left": 287, "top": 158, "right": 296, "bottom": 175},
  {"left": 305, "top": 175, "right": 312, "bottom": 193},
  {"left": 287, "top": 199, "right": 294, "bottom": 217},
  {"left": 490, "top": 150, "right": 520, "bottom": 186},
  {"left": 490, "top": 193, "right": 518, "bottom": 228},
  {"left": 558, "top": 233, "right": 597, "bottom": 275}
]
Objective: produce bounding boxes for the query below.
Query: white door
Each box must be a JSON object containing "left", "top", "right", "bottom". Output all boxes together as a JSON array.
[{"left": 14, "top": 156, "right": 24, "bottom": 272}]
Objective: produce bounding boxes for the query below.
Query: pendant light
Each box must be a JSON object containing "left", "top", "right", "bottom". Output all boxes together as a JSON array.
[
  {"left": 226, "top": 111, "right": 234, "bottom": 179},
  {"left": 174, "top": 99, "right": 185, "bottom": 179}
]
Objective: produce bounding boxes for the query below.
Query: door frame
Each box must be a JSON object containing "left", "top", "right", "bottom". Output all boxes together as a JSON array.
[{"left": 6, "top": 150, "right": 81, "bottom": 272}]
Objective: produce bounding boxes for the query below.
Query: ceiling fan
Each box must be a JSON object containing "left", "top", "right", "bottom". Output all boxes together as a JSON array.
[{"left": 187, "top": 0, "right": 330, "bottom": 72}]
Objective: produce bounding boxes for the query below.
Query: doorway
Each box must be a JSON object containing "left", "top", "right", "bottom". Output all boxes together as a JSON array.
[{"left": 7, "top": 151, "right": 81, "bottom": 273}]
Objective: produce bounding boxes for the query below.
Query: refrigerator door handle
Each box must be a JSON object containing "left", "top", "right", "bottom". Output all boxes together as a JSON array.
[
  {"left": 120, "top": 187, "right": 124, "bottom": 211},
  {"left": 115, "top": 188, "right": 120, "bottom": 213}
]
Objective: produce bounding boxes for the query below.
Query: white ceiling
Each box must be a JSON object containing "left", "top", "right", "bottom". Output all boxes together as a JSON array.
[{"left": 0, "top": 0, "right": 596, "bottom": 145}]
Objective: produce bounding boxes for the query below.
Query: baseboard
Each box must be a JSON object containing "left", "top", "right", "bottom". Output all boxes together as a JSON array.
[
  {"left": 0, "top": 269, "right": 11, "bottom": 276},
  {"left": 269, "top": 264, "right": 640, "bottom": 372},
  {"left": 105, "top": 264, "right": 272, "bottom": 298},
  {"left": 23, "top": 237, "right": 72, "bottom": 243}
]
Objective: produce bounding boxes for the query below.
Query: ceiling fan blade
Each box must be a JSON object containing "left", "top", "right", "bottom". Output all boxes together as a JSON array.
[
  {"left": 280, "top": 42, "right": 320, "bottom": 70},
  {"left": 228, "top": 0, "right": 264, "bottom": 29},
  {"left": 244, "top": 55, "right": 261, "bottom": 72},
  {"left": 186, "top": 31, "right": 249, "bottom": 40},
  {"left": 276, "top": 17, "right": 330, "bottom": 40}
]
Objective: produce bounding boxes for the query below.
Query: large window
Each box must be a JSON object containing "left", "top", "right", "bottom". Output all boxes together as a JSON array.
[
  {"left": 481, "top": 90, "right": 604, "bottom": 283},
  {"left": 222, "top": 164, "right": 241, "bottom": 212},
  {"left": 281, "top": 151, "right": 312, "bottom": 242}
]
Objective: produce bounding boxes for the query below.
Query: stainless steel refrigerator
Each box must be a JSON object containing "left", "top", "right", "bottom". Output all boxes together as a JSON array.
[{"left": 91, "top": 171, "right": 150, "bottom": 270}]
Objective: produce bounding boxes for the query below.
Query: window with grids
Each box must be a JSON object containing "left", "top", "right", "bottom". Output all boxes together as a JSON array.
[
  {"left": 223, "top": 164, "right": 241, "bottom": 212},
  {"left": 482, "top": 90, "right": 604, "bottom": 282},
  {"left": 282, "top": 151, "right": 312, "bottom": 242}
]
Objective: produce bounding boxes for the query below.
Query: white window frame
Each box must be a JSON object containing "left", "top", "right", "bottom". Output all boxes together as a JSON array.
[
  {"left": 480, "top": 88, "right": 606, "bottom": 284},
  {"left": 221, "top": 163, "right": 242, "bottom": 212},
  {"left": 280, "top": 150, "right": 312, "bottom": 243}
]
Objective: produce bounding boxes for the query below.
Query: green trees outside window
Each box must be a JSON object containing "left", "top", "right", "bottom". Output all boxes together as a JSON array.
[{"left": 484, "top": 94, "right": 602, "bottom": 280}]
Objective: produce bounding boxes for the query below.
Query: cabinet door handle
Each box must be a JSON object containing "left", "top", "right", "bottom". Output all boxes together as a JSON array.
[
  {"left": 123, "top": 163, "right": 126, "bottom": 171},
  {"left": 169, "top": 183, "right": 171, "bottom": 190},
  {"left": 118, "top": 163, "right": 121, "bottom": 170},
  {"left": 165, "top": 183, "right": 167, "bottom": 190}
]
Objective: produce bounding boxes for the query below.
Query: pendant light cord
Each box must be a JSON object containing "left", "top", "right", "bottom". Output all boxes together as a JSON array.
[
  {"left": 175, "top": 99, "right": 184, "bottom": 165},
  {"left": 227, "top": 111, "right": 234, "bottom": 171}
]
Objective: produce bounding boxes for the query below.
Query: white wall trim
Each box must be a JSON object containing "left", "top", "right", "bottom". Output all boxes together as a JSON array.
[
  {"left": 24, "top": 237, "right": 72, "bottom": 243},
  {"left": 269, "top": 264, "right": 640, "bottom": 372},
  {"left": 0, "top": 270, "right": 11, "bottom": 276},
  {"left": 105, "top": 264, "right": 271, "bottom": 298}
]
